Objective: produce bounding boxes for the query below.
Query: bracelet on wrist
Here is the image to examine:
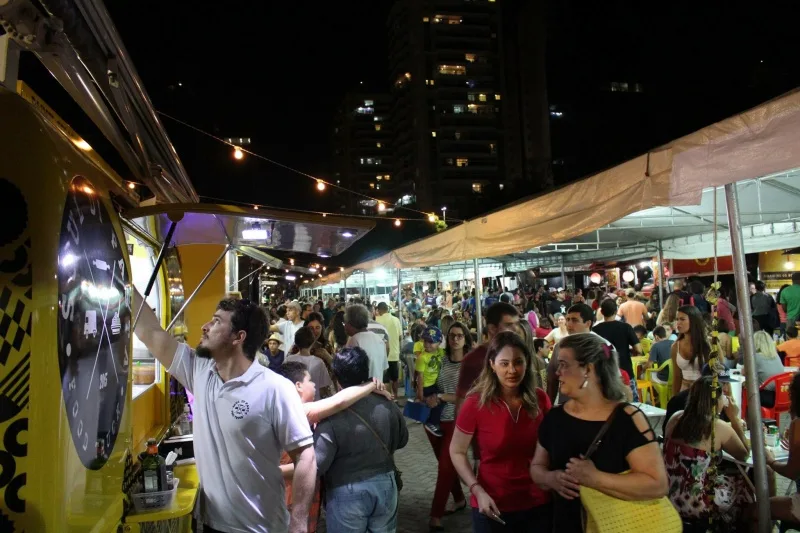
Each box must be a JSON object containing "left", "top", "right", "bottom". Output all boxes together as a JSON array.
[{"left": 469, "top": 482, "right": 481, "bottom": 495}]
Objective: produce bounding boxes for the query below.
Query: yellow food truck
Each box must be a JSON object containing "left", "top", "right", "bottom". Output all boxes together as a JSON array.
[{"left": 0, "top": 2, "right": 372, "bottom": 531}]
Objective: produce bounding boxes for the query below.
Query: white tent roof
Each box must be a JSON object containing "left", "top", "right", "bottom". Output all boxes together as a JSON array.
[{"left": 311, "top": 88, "right": 800, "bottom": 287}]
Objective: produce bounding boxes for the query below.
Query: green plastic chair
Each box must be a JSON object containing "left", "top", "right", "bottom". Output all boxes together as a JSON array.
[{"left": 649, "top": 359, "right": 673, "bottom": 409}]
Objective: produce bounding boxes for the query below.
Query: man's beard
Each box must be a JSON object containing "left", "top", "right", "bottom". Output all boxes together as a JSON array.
[{"left": 196, "top": 344, "right": 214, "bottom": 359}]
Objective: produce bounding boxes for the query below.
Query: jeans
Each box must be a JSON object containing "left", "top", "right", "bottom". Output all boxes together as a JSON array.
[
  {"left": 423, "top": 385, "right": 444, "bottom": 426},
  {"left": 325, "top": 471, "right": 398, "bottom": 533},
  {"left": 425, "top": 420, "right": 466, "bottom": 518},
  {"left": 471, "top": 505, "right": 552, "bottom": 533}
]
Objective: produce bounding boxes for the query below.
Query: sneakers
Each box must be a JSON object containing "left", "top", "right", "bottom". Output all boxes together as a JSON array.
[{"left": 424, "top": 423, "right": 443, "bottom": 437}]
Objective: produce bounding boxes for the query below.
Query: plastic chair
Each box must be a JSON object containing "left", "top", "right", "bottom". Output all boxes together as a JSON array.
[
  {"left": 634, "top": 359, "right": 655, "bottom": 405},
  {"left": 760, "top": 372, "right": 794, "bottom": 421},
  {"left": 784, "top": 353, "right": 800, "bottom": 368},
  {"left": 649, "top": 359, "right": 673, "bottom": 409}
]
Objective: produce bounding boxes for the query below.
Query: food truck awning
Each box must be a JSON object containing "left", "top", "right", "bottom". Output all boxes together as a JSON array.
[{"left": 123, "top": 203, "right": 374, "bottom": 258}]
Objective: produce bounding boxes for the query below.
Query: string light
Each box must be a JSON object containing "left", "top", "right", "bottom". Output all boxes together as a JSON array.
[
  {"left": 378, "top": 202, "right": 386, "bottom": 212},
  {"left": 395, "top": 219, "right": 402, "bottom": 227},
  {"left": 127, "top": 182, "right": 136, "bottom": 190},
  {"left": 428, "top": 213, "right": 436, "bottom": 223},
  {"left": 253, "top": 205, "right": 259, "bottom": 210},
  {"left": 233, "top": 146, "right": 244, "bottom": 160},
  {"left": 155, "top": 111, "right": 461, "bottom": 221}
]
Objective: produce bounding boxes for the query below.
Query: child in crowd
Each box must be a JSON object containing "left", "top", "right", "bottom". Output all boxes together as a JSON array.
[
  {"left": 634, "top": 325, "right": 651, "bottom": 358},
  {"left": 415, "top": 326, "right": 446, "bottom": 437}
]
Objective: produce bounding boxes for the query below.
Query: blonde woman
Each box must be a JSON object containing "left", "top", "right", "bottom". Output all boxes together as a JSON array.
[
  {"left": 545, "top": 313, "right": 568, "bottom": 344},
  {"left": 450, "top": 332, "right": 552, "bottom": 531},
  {"left": 657, "top": 294, "right": 680, "bottom": 327},
  {"left": 751, "top": 330, "right": 786, "bottom": 409}
]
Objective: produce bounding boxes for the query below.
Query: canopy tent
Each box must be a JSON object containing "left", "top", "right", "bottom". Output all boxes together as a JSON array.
[{"left": 311, "top": 87, "right": 800, "bottom": 287}]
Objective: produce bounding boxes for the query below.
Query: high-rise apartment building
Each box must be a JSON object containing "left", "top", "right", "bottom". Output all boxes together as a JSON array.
[
  {"left": 386, "top": 0, "right": 550, "bottom": 219},
  {"left": 331, "top": 93, "right": 394, "bottom": 214}
]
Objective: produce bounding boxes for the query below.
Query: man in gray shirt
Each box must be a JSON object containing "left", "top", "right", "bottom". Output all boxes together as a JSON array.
[{"left": 314, "top": 347, "right": 409, "bottom": 532}]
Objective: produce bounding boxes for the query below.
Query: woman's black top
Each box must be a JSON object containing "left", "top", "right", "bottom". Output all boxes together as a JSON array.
[{"left": 538, "top": 403, "right": 655, "bottom": 532}]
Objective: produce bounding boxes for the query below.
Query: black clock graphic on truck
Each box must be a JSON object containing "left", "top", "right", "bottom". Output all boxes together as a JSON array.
[{"left": 57, "top": 177, "right": 130, "bottom": 469}]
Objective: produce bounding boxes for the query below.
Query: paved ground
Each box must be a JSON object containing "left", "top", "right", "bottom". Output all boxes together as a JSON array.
[{"left": 317, "top": 420, "right": 473, "bottom": 533}]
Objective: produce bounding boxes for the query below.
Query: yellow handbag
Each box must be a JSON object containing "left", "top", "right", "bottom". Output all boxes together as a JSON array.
[{"left": 579, "top": 405, "right": 682, "bottom": 533}]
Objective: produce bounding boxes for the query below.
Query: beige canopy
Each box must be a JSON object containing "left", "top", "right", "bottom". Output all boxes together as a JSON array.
[{"left": 312, "top": 87, "right": 800, "bottom": 286}]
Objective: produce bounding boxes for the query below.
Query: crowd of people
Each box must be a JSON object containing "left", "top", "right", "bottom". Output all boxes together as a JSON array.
[{"left": 127, "top": 270, "right": 800, "bottom": 533}]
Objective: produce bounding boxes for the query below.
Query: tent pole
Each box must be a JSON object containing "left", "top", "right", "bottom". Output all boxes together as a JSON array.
[
  {"left": 363, "top": 271, "right": 367, "bottom": 301},
  {"left": 343, "top": 276, "right": 347, "bottom": 303},
  {"left": 725, "top": 183, "right": 770, "bottom": 533},
  {"left": 560, "top": 255, "right": 566, "bottom": 290},
  {"left": 657, "top": 240, "right": 665, "bottom": 309},
  {"left": 474, "top": 258, "right": 483, "bottom": 342},
  {"left": 397, "top": 268, "right": 403, "bottom": 323}
]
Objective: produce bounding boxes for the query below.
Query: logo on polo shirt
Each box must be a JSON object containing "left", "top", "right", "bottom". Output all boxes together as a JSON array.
[{"left": 231, "top": 400, "right": 250, "bottom": 420}]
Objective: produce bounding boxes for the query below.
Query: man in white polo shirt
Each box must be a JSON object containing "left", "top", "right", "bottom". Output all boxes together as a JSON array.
[{"left": 133, "top": 289, "right": 316, "bottom": 533}]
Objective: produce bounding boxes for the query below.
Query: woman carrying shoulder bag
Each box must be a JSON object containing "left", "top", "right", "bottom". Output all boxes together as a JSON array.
[{"left": 531, "top": 333, "right": 670, "bottom": 533}]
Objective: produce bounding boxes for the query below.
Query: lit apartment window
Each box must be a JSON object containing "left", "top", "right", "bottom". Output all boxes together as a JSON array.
[
  {"left": 433, "top": 14, "right": 462, "bottom": 24},
  {"left": 456, "top": 158, "right": 469, "bottom": 167},
  {"left": 439, "top": 64, "right": 466, "bottom": 75},
  {"left": 472, "top": 183, "right": 482, "bottom": 193},
  {"left": 384, "top": 174, "right": 391, "bottom": 181},
  {"left": 489, "top": 143, "right": 496, "bottom": 154},
  {"left": 374, "top": 116, "right": 382, "bottom": 122},
  {"left": 376, "top": 184, "right": 381, "bottom": 190},
  {"left": 499, "top": 183, "right": 505, "bottom": 190},
  {"left": 465, "top": 53, "right": 476, "bottom": 62},
  {"left": 610, "top": 81, "right": 629, "bottom": 92},
  {"left": 370, "top": 183, "right": 375, "bottom": 189},
  {"left": 376, "top": 175, "right": 383, "bottom": 180},
  {"left": 364, "top": 99, "right": 374, "bottom": 106},
  {"left": 453, "top": 104, "right": 465, "bottom": 114},
  {"left": 467, "top": 94, "right": 475, "bottom": 102},
  {"left": 495, "top": 93, "right": 501, "bottom": 100},
  {"left": 356, "top": 106, "right": 374, "bottom": 114},
  {"left": 478, "top": 93, "right": 487, "bottom": 102},
  {"left": 431, "top": 131, "right": 437, "bottom": 137},
  {"left": 376, "top": 142, "right": 382, "bottom": 148},
  {"left": 423, "top": 16, "right": 430, "bottom": 22},
  {"left": 375, "top": 124, "right": 382, "bottom": 131},
  {"left": 455, "top": 132, "right": 462, "bottom": 140}
]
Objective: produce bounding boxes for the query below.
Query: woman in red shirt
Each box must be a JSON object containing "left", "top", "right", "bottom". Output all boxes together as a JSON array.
[{"left": 450, "top": 331, "right": 552, "bottom": 532}]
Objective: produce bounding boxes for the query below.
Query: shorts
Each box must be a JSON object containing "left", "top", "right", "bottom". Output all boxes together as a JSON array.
[{"left": 384, "top": 361, "right": 399, "bottom": 382}]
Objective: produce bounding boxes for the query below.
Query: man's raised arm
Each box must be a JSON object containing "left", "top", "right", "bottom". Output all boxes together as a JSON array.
[{"left": 132, "top": 287, "right": 179, "bottom": 369}]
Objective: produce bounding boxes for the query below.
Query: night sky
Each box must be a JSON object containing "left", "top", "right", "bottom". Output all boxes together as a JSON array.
[{"left": 17, "top": 1, "right": 800, "bottom": 269}]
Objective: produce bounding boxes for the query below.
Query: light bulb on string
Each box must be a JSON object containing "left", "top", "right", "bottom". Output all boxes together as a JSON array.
[
  {"left": 127, "top": 182, "right": 136, "bottom": 190},
  {"left": 233, "top": 146, "right": 244, "bottom": 160},
  {"left": 253, "top": 205, "right": 259, "bottom": 210},
  {"left": 316, "top": 180, "right": 326, "bottom": 191},
  {"left": 378, "top": 202, "right": 386, "bottom": 212},
  {"left": 394, "top": 219, "right": 402, "bottom": 227},
  {"left": 428, "top": 213, "right": 436, "bottom": 223}
]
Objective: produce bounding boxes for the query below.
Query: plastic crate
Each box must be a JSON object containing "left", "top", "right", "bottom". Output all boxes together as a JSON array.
[{"left": 132, "top": 478, "right": 180, "bottom": 513}]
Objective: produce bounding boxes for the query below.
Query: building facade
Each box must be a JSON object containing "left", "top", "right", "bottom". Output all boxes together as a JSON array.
[
  {"left": 332, "top": 93, "right": 394, "bottom": 214},
  {"left": 386, "top": 0, "right": 550, "bottom": 219}
]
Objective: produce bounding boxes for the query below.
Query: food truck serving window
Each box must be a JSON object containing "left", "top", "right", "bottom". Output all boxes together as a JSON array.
[{"left": 125, "top": 232, "right": 164, "bottom": 398}]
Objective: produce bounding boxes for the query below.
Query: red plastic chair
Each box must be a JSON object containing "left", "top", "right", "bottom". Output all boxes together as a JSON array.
[
  {"left": 784, "top": 353, "right": 800, "bottom": 368},
  {"left": 741, "top": 371, "right": 795, "bottom": 420},
  {"left": 759, "top": 372, "right": 794, "bottom": 420}
]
